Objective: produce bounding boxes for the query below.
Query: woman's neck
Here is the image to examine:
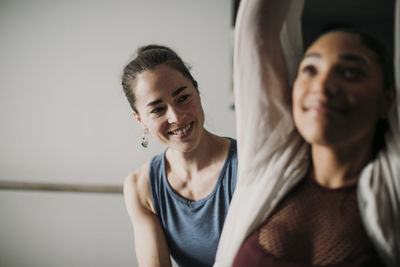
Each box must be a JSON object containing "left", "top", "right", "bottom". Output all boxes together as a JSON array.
[
  {"left": 166, "top": 130, "right": 229, "bottom": 178},
  {"left": 310, "top": 141, "right": 373, "bottom": 189}
]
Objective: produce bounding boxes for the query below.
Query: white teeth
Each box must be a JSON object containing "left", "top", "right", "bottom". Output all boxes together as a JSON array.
[{"left": 171, "top": 123, "right": 192, "bottom": 135}]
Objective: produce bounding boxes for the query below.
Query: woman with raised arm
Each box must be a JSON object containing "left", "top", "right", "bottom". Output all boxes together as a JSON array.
[
  {"left": 215, "top": 0, "right": 399, "bottom": 266},
  {"left": 121, "top": 45, "right": 237, "bottom": 267}
]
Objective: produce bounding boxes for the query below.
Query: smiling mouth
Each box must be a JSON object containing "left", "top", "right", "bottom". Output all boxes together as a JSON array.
[
  {"left": 168, "top": 122, "right": 194, "bottom": 136},
  {"left": 303, "top": 102, "right": 348, "bottom": 116}
]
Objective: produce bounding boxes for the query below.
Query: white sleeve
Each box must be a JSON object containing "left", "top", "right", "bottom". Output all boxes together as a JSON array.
[
  {"left": 233, "top": 0, "right": 302, "bottom": 183},
  {"left": 358, "top": 1, "right": 400, "bottom": 266},
  {"left": 396, "top": 0, "right": 400, "bottom": 128},
  {"left": 214, "top": 1, "right": 306, "bottom": 266}
]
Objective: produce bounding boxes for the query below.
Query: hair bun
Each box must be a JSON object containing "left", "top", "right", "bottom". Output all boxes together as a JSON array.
[{"left": 137, "top": 44, "right": 177, "bottom": 56}]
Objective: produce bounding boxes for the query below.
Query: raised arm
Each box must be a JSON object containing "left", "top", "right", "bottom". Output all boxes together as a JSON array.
[
  {"left": 123, "top": 163, "right": 172, "bottom": 267},
  {"left": 233, "top": 0, "right": 304, "bottom": 183},
  {"left": 214, "top": 1, "right": 305, "bottom": 265}
]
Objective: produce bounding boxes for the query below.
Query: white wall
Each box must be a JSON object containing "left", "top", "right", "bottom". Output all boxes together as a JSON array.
[
  {"left": 0, "top": 0, "right": 234, "bottom": 266},
  {"left": 0, "top": 190, "right": 135, "bottom": 267}
]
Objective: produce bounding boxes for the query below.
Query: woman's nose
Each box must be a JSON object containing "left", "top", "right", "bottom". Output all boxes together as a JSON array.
[
  {"left": 311, "top": 70, "right": 340, "bottom": 96},
  {"left": 167, "top": 106, "right": 183, "bottom": 123}
]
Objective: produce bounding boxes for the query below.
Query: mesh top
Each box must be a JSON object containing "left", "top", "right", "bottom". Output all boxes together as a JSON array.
[{"left": 234, "top": 177, "right": 385, "bottom": 266}]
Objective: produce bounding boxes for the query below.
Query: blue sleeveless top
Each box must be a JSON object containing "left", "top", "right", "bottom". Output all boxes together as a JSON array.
[{"left": 149, "top": 139, "right": 237, "bottom": 267}]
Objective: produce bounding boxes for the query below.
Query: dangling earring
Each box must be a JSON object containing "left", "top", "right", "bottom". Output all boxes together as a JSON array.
[{"left": 141, "top": 129, "right": 149, "bottom": 148}]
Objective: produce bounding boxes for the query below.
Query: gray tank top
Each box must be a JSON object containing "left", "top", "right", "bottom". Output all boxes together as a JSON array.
[{"left": 149, "top": 138, "right": 237, "bottom": 267}]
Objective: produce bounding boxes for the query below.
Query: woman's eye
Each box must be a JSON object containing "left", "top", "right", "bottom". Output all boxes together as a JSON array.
[
  {"left": 177, "top": 94, "right": 190, "bottom": 103},
  {"left": 150, "top": 107, "right": 165, "bottom": 114},
  {"left": 302, "top": 65, "right": 317, "bottom": 76},
  {"left": 341, "top": 68, "right": 365, "bottom": 81}
]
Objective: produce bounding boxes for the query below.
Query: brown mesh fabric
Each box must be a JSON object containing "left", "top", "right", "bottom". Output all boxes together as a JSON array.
[{"left": 257, "top": 177, "right": 383, "bottom": 266}]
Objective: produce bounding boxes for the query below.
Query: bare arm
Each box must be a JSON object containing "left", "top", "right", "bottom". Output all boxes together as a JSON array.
[{"left": 123, "top": 163, "right": 172, "bottom": 267}]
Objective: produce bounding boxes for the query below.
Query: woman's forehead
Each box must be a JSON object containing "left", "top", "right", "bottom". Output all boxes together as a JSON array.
[
  {"left": 135, "top": 66, "right": 185, "bottom": 92},
  {"left": 304, "top": 32, "right": 379, "bottom": 66},
  {"left": 134, "top": 66, "right": 193, "bottom": 109},
  {"left": 308, "top": 32, "right": 361, "bottom": 53}
]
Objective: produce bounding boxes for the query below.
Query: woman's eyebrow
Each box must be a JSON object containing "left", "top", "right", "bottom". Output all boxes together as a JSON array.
[
  {"left": 339, "top": 53, "right": 368, "bottom": 65},
  {"left": 146, "top": 99, "right": 162, "bottom": 107},
  {"left": 146, "top": 86, "right": 189, "bottom": 107},
  {"left": 171, "top": 86, "right": 188, "bottom": 97},
  {"left": 302, "top": 52, "right": 368, "bottom": 66},
  {"left": 303, "top": 53, "right": 320, "bottom": 59}
]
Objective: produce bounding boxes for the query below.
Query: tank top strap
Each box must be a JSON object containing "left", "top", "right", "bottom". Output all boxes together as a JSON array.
[
  {"left": 148, "top": 151, "right": 167, "bottom": 216},
  {"left": 147, "top": 138, "right": 238, "bottom": 266}
]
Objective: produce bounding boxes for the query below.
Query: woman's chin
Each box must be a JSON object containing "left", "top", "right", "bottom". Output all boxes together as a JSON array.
[{"left": 299, "top": 128, "right": 339, "bottom": 147}]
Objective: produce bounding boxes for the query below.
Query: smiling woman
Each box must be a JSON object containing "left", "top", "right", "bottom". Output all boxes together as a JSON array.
[
  {"left": 293, "top": 29, "right": 393, "bottom": 158},
  {"left": 214, "top": 0, "right": 399, "bottom": 266},
  {"left": 293, "top": 30, "right": 392, "bottom": 158},
  {"left": 133, "top": 64, "right": 205, "bottom": 153},
  {"left": 121, "top": 45, "right": 237, "bottom": 267}
]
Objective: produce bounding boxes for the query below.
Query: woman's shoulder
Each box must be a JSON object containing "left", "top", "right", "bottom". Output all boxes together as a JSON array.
[
  {"left": 221, "top": 136, "right": 237, "bottom": 155},
  {"left": 123, "top": 161, "right": 155, "bottom": 213},
  {"left": 208, "top": 136, "right": 237, "bottom": 170},
  {"left": 211, "top": 134, "right": 235, "bottom": 147},
  {"left": 124, "top": 161, "right": 150, "bottom": 188}
]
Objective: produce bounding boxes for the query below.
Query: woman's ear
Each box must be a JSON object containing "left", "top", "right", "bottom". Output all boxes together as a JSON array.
[
  {"left": 132, "top": 111, "right": 147, "bottom": 129},
  {"left": 379, "top": 85, "right": 395, "bottom": 118}
]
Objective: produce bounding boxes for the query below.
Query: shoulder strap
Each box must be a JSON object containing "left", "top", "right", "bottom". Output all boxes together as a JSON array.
[{"left": 148, "top": 152, "right": 165, "bottom": 216}]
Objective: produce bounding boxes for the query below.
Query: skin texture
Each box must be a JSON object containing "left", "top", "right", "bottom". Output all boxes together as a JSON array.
[
  {"left": 292, "top": 31, "right": 390, "bottom": 188},
  {"left": 124, "top": 162, "right": 172, "bottom": 267},
  {"left": 133, "top": 64, "right": 205, "bottom": 153},
  {"left": 124, "top": 64, "right": 231, "bottom": 266}
]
